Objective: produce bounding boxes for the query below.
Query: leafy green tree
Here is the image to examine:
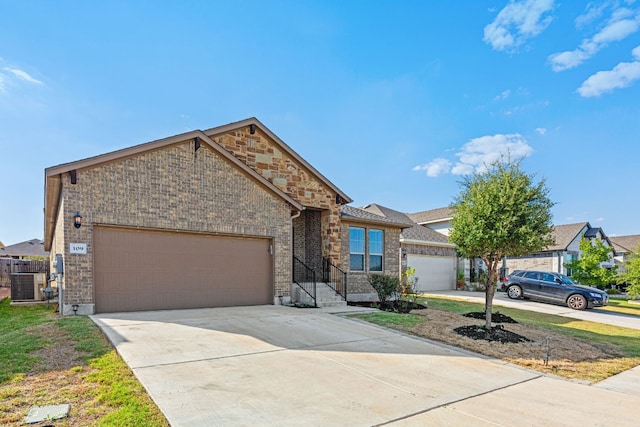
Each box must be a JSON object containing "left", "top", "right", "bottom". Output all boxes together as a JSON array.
[
  {"left": 619, "top": 247, "right": 640, "bottom": 298},
  {"left": 565, "top": 237, "right": 617, "bottom": 289},
  {"left": 449, "top": 160, "right": 555, "bottom": 329}
]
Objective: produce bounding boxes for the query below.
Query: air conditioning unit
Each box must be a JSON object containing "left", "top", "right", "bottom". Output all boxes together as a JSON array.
[{"left": 10, "top": 273, "right": 47, "bottom": 301}]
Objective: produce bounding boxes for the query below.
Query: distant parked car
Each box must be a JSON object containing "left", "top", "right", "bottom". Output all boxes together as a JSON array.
[{"left": 501, "top": 270, "right": 608, "bottom": 310}]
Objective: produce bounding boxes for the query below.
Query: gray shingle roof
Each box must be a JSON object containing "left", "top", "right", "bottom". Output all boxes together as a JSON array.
[
  {"left": 402, "top": 224, "right": 450, "bottom": 243},
  {"left": 340, "top": 205, "right": 409, "bottom": 228},
  {"left": 546, "top": 223, "right": 588, "bottom": 251},
  {"left": 0, "top": 239, "right": 49, "bottom": 258},
  {"left": 610, "top": 235, "right": 640, "bottom": 254},
  {"left": 408, "top": 207, "right": 453, "bottom": 224},
  {"left": 360, "top": 204, "right": 415, "bottom": 226},
  {"left": 359, "top": 204, "right": 450, "bottom": 244}
]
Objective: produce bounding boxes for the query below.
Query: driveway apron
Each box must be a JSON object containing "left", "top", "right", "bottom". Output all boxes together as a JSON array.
[{"left": 92, "top": 305, "right": 640, "bottom": 426}]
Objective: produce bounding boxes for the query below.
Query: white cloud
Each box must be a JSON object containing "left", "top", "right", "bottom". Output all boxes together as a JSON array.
[
  {"left": 413, "top": 134, "right": 534, "bottom": 177},
  {"left": 494, "top": 89, "right": 511, "bottom": 101},
  {"left": 483, "top": 0, "right": 555, "bottom": 52},
  {"left": 0, "top": 74, "right": 6, "bottom": 92},
  {"left": 549, "top": 6, "right": 640, "bottom": 71},
  {"left": 535, "top": 127, "right": 547, "bottom": 135},
  {"left": 575, "top": 2, "right": 608, "bottom": 29},
  {"left": 452, "top": 133, "right": 533, "bottom": 174},
  {"left": 412, "top": 158, "right": 452, "bottom": 177},
  {"left": 577, "top": 45, "right": 640, "bottom": 96},
  {"left": 3, "top": 67, "right": 43, "bottom": 85}
]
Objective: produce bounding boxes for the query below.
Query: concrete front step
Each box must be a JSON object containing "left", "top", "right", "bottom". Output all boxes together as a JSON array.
[{"left": 293, "top": 282, "right": 347, "bottom": 307}]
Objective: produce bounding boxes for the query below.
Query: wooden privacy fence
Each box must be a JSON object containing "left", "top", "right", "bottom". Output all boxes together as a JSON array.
[{"left": 0, "top": 259, "right": 49, "bottom": 286}]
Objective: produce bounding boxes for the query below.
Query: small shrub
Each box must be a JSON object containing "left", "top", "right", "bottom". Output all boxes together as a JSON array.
[
  {"left": 606, "top": 288, "right": 622, "bottom": 295},
  {"left": 368, "top": 274, "right": 400, "bottom": 305}
]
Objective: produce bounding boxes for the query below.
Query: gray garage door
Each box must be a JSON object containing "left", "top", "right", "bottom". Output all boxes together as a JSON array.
[
  {"left": 94, "top": 226, "right": 273, "bottom": 313},
  {"left": 407, "top": 254, "right": 456, "bottom": 292}
]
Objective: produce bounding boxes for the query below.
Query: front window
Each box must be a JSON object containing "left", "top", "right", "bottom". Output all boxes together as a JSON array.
[
  {"left": 369, "top": 229, "right": 383, "bottom": 272},
  {"left": 349, "top": 227, "right": 365, "bottom": 271}
]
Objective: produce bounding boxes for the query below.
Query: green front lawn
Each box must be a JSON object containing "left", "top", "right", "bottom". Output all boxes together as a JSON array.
[
  {"left": 598, "top": 298, "right": 640, "bottom": 316},
  {"left": 0, "top": 299, "right": 168, "bottom": 426}
]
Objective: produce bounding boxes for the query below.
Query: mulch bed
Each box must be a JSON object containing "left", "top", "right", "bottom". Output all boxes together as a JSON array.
[
  {"left": 463, "top": 311, "right": 518, "bottom": 323},
  {"left": 454, "top": 324, "right": 531, "bottom": 344},
  {"left": 456, "top": 311, "right": 528, "bottom": 343}
]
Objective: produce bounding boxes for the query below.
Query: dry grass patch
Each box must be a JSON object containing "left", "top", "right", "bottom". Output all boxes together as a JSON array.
[
  {"left": 356, "top": 306, "right": 640, "bottom": 383},
  {"left": 0, "top": 324, "right": 108, "bottom": 426}
]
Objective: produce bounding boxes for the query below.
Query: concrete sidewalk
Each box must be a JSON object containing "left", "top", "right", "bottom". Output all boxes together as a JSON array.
[{"left": 93, "top": 305, "right": 640, "bottom": 426}]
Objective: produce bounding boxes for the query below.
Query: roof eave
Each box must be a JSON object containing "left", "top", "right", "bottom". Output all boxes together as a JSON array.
[
  {"left": 341, "top": 215, "right": 409, "bottom": 229},
  {"left": 400, "top": 238, "right": 456, "bottom": 248}
]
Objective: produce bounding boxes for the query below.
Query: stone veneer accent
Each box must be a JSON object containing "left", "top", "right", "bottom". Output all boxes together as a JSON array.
[
  {"left": 505, "top": 254, "right": 555, "bottom": 273},
  {"left": 214, "top": 126, "right": 343, "bottom": 266},
  {"left": 55, "top": 140, "right": 292, "bottom": 314},
  {"left": 340, "top": 221, "right": 401, "bottom": 300}
]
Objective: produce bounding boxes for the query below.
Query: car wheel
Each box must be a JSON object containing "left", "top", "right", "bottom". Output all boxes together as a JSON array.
[
  {"left": 567, "top": 294, "right": 587, "bottom": 310},
  {"left": 506, "top": 285, "right": 522, "bottom": 299}
]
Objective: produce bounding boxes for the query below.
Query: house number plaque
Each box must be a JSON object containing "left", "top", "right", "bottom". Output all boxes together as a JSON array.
[{"left": 70, "top": 243, "right": 87, "bottom": 254}]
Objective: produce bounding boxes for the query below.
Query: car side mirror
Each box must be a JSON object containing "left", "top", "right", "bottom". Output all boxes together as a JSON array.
[{"left": 555, "top": 279, "right": 563, "bottom": 285}]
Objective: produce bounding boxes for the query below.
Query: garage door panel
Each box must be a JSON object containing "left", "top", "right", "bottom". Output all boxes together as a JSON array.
[
  {"left": 94, "top": 227, "right": 273, "bottom": 313},
  {"left": 408, "top": 255, "right": 456, "bottom": 292}
]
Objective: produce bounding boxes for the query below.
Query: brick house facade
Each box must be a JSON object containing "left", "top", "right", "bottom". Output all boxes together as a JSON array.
[{"left": 44, "top": 118, "right": 353, "bottom": 315}]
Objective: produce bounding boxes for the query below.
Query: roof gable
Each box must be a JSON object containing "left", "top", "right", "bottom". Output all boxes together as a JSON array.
[
  {"left": 547, "top": 222, "right": 589, "bottom": 251},
  {"left": 204, "top": 118, "right": 352, "bottom": 206},
  {"left": 44, "top": 126, "right": 305, "bottom": 249}
]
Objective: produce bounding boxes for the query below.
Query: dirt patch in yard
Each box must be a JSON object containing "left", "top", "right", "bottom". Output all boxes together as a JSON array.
[
  {"left": 404, "top": 308, "right": 637, "bottom": 383},
  {"left": 26, "top": 324, "right": 84, "bottom": 375}
]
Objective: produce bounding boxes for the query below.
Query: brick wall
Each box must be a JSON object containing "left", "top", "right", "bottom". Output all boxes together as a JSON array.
[
  {"left": 58, "top": 140, "right": 291, "bottom": 313},
  {"left": 292, "top": 209, "right": 322, "bottom": 270},
  {"left": 340, "top": 221, "right": 401, "bottom": 299}
]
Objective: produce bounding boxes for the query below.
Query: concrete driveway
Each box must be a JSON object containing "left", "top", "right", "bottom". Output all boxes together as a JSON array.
[{"left": 92, "top": 306, "right": 640, "bottom": 426}]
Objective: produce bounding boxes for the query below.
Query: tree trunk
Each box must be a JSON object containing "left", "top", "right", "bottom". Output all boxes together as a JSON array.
[{"left": 484, "top": 259, "right": 498, "bottom": 329}]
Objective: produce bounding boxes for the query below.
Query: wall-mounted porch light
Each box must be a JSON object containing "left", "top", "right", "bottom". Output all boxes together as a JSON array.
[{"left": 73, "top": 212, "right": 83, "bottom": 229}]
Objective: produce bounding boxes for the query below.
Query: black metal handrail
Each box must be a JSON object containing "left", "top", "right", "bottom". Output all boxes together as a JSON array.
[
  {"left": 293, "top": 256, "right": 316, "bottom": 307},
  {"left": 322, "top": 257, "right": 347, "bottom": 301}
]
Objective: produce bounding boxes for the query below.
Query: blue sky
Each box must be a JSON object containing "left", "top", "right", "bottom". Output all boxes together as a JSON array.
[{"left": 1, "top": 0, "right": 639, "bottom": 245}]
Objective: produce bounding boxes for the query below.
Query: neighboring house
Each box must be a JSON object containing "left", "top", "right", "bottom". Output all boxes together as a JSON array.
[
  {"left": 357, "top": 204, "right": 458, "bottom": 292},
  {"left": 0, "top": 239, "right": 49, "bottom": 287},
  {"left": 610, "top": 235, "right": 640, "bottom": 274},
  {"left": 408, "top": 206, "right": 488, "bottom": 284},
  {"left": 0, "top": 239, "right": 49, "bottom": 259},
  {"left": 504, "top": 222, "right": 615, "bottom": 276},
  {"left": 408, "top": 206, "right": 454, "bottom": 236},
  {"left": 44, "top": 117, "right": 368, "bottom": 315}
]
